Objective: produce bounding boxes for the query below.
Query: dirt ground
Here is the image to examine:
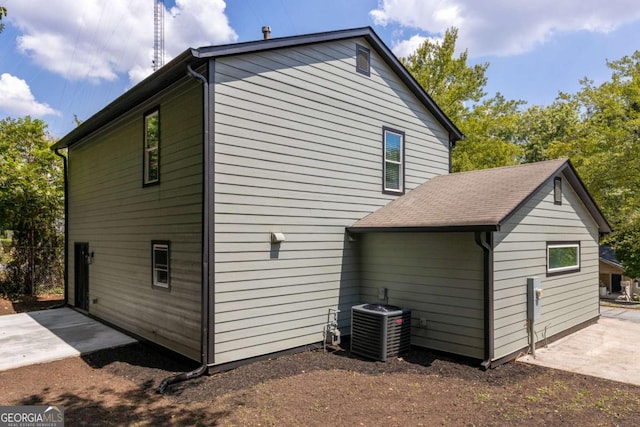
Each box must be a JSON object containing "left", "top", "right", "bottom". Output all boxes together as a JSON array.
[
  {"left": 0, "top": 293, "right": 64, "bottom": 314},
  {"left": 1, "top": 339, "right": 640, "bottom": 426},
  {"left": 2, "top": 296, "right": 639, "bottom": 425}
]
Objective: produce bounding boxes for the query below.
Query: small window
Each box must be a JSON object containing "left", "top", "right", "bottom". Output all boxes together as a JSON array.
[
  {"left": 547, "top": 242, "right": 580, "bottom": 275},
  {"left": 144, "top": 109, "right": 160, "bottom": 186},
  {"left": 383, "top": 127, "right": 405, "bottom": 193},
  {"left": 152, "top": 241, "right": 170, "bottom": 289},
  {"left": 356, "top": 44, "right": 370, "bottom": 76},
  {"left": 554, "top": 177, "right": 562, "bottom": 205}
]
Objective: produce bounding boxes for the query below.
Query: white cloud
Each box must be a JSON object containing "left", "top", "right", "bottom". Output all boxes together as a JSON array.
[
  {"left": 371, "top": 0, "right": 640, "bottom": 57},
  {"left": 392, "top": 34, "right": 441, "bottom": 58},
  {"left": 0, "top": 73, "right": 61, "bottom": 117},
  {"left": 4, "top": 0, "right": 237, "bottom": 84}
]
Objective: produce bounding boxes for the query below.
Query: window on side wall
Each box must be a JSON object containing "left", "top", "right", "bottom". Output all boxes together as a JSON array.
[
  {"left": 144, "top": 108, "right": 160, "bottom": 186},
  {"left": 547, "top": 242, "right": 580, "bottom": 276},
  {"left": 383, "top": 127, "right": 405, "bottom": 194},
  {"left": 152, "top": 241, "right": 170, "bottom": 289}
]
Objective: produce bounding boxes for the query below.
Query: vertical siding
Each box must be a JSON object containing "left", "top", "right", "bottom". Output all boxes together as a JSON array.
[
  {"left": 213, "top": 38, "right": 450, "bottom": 364},
  {"left": 492, "top": 173, "right": 600, "bottom": 360},
  {"left": 67, "top": 77, "right": 203, "bottom": 360},
  {"left": 359, "top": 233, "right": 484, "bottom": 359}
]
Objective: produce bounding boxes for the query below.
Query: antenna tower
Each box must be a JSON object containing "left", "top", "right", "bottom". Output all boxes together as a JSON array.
[{"left": 153, "top": 0, "right": 165, "bottom": 71}]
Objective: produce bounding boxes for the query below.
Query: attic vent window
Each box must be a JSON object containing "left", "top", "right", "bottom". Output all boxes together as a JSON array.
[
  {"left": 554, "top": 176, "right": 562, "bottom": 205},
  {"left": 356, "top": 44, "right": 370, "bottom": 76},
  {"left": 144, "top": 108, "right": 160, "bottom": 186}
]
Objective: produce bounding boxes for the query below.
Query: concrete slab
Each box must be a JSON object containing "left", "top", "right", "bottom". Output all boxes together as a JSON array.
[
  {"left": 0, "top": 307, "right": 136, "bottom": 371},
  {"left": 519, "top": 307, "right": 640, "bottom": 386}
]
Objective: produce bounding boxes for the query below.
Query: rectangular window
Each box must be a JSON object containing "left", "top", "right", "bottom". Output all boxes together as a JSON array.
[
  {"left": 356, "top": 44, "right": 370, "bottom": 76},
  {"left": 144, "top": 109, "right": 160, "bottom": 186},
  {"left": 152, "top": 241, "right": 170, "bottom": 289},
  {"left": 547, "top": 242, "right": 580, "bottom": 275},
  {"left": 383, "top": 127, "right": 405, "bottom": 193},
  {"left": 554, "top": 177, "right": 562, "bottom": 205}
]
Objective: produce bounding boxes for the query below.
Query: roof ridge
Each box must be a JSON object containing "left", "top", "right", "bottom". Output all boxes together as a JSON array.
[{"left": 443, "top": 158, "right": 569, "bottom": 178}]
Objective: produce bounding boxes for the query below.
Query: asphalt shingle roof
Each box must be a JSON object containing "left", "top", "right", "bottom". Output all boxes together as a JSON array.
[{"left": 350, "top": 159, "right": 597, "bottom": 231}]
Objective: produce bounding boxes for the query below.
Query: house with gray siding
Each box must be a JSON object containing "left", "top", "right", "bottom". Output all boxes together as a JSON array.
[
  {"left": 350, "top": 158, "right": 611, "bottom": 364},
  {"left": 52, "top": 27, "right": 610, "bottom": 370}
]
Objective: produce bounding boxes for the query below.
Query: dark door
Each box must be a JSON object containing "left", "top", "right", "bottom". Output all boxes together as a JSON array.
[
  {"left": 74, "top": 242, "right": 89, "bottom": 310},
  {"left": 612, "top": 274, "right": 622, "bottom": 293}
]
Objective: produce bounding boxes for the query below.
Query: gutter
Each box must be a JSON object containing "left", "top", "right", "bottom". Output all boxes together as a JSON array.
[
  {"left": 475, "top": 231, "right": 494, "bottom": 369},
  {"left": 158, "top": 63, "right": 214, "bottom": 393},
  {"left": 53, "top": 148, "right": 69, "bottom": 307}
]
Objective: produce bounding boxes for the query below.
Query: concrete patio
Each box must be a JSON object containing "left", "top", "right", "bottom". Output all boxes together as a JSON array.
[
  {"left": 519, "top": 305, "right": 640, "bottom": 386},
  {"left": 0, "top": 307, "right": 136, "bottom": 371}
]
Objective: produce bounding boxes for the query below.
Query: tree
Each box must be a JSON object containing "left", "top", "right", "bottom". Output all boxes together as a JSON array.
[
  {"left": 545, "top": 52, "right": 640, "bottom": 228},
  {"left": 0, "top": 6, "right": 6, "bottom": 34},
  {"left": 452, "top": 93, "right": 525, "bottom": 171},
  {"left": 0, "top": 117, "right": 63, "bottom": 296},
  {"left": 612, "top": 223, "right": 640, "bottom": 279},
  {"left": 401, "top": 27, "right": 524, "bottom": 171},
  {"left": 401, "top": 27, "right": 488, "bottom": 125}
]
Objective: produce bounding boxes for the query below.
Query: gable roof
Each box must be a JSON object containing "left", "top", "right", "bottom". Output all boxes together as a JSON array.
[
  {"left": 53, "top": 27, "right": 462, "bottom": 150},
  {"left": 600, "top": 245, "right": 623, "bottom": 269},
  {"left": 349, "top": 158, "right": 612, "bottom": 233}
]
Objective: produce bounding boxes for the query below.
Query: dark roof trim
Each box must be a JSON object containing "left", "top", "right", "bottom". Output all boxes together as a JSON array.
[
  {"left": 347, "top": 225, "right": 499, "bottom": 234},
  {"left": 499, "top": 160, "right": 611, "bottom": 233},
  {"left": 498, "top": 159, "right": 611, "bottom": 233},
  {"left": 600, "top": 258, "right": 623, "bottom": 269},
  {"left": 497, "top": 161, "right": 569, "bottom": 228},
  {"left": 53, "top": 27, "right": 462, "bottom": 150},
  {"left": 53, "top": 49, "right": 205, "bottom": 149},
  {"left": 562, "top": 161, "right": 612, "bottom": 233}
]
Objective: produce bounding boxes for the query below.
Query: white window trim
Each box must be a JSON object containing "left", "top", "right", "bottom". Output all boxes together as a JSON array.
[
  {"left": 152, "top": 242, "right": 170, "bottom": 289},
  {"left": 547, "top": 242, "right": 580, "bottom": 275},
  {"left": 383, "top": 128, "right": 404, "bottom": 193}
]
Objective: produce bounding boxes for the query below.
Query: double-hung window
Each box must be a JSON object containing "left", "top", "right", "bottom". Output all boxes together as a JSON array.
[
  {"left": 152, "top": 241, "right": 170, "bottom": 289},
  {"left": 383, "top": 127, "right": 405, "bottom": 194},
  {"left": 547, "top": 242, "right": 580, "bottom": 275},
  {"left": 144, "top": 109, "right": 160, "bottom": 186}
]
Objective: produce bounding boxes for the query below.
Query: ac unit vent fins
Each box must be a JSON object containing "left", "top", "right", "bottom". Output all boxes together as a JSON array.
[{"left": 350, "top": 303, "right": 411, "bottom": 362}]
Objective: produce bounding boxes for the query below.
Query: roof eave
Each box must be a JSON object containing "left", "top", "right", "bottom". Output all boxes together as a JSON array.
[
  {"left": 347, "top": 224, "right": 499, "bottom": 234},
  {"left": 194, "top": 27, "right": 462, "bottom": 141},
  {"left": 562, "top": 160, "right": 613, "bottom": 233},
  {"left": 52, "top": 48, "right": 203, "bottom": 150},
  {"left": 599, "top": 258, "right": 623, "bottom": 270},
  {"left": 496, "top": 159, "right": 613, "bottom": 234},
  {"left": 52, "top": 27, "right": 462, "bottom": 149}
]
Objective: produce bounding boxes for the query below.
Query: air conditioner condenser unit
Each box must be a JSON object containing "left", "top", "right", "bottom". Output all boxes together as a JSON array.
[{"left": 351, "top": 303, "right": 411, "bottom": 362}]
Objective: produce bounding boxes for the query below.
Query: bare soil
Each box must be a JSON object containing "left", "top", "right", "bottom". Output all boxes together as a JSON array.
[
  {"left": 1, "top": 341, "right": 639, "bottom": 426},
  {"left": 0, "top": 293, "right": 64, "bottom": 315}
]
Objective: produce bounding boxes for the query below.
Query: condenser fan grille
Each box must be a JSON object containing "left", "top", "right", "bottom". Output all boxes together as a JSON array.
[{"left": 351, "top": 304, "right": 411, "bottom": 361}]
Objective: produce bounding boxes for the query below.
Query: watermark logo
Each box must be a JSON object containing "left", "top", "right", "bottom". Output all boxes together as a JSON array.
[{"left": 0, "top": 406, "right": 64, "bottom": 427}]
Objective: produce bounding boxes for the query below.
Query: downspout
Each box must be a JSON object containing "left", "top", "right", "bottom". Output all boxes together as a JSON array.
[
  {"left": 157, "top": 62, "right": 212, "bottom": 393},
  {"left": 53, "top": 148, "right": 69, "bottom": 307},
  {"left": 475, "top": 231, "right": 494, "bottom": 370}
]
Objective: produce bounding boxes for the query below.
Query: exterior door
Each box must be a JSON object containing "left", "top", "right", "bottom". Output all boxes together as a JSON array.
[
  {"left": 612, "top": 274, "right": 622, "bottom": 293},
  {"left": 74, "top": 242, "right": 89, "bottom": 310}
]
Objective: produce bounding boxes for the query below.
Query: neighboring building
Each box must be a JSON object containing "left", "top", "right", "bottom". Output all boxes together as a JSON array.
[
  {"left": 599, "top": 245, "right": 637, "bottom": 296},
  {"left": 52, "top": 27, "right": 611, "bottom": 369}
]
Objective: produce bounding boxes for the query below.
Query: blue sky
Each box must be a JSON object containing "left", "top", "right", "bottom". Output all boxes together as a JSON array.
[{"left": 1, "top": 0, "right": 639, "bottom": 138}]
